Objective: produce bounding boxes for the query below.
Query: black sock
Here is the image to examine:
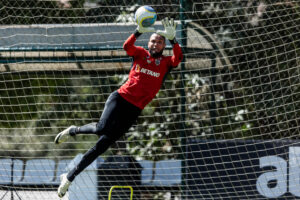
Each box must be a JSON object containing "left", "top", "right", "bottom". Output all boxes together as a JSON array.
[
  {"left": 69, "top": 127, "right": 78, "bottom": 136},
  {"left": 70, "top": 123, "right": 98, "bottom": 136}
]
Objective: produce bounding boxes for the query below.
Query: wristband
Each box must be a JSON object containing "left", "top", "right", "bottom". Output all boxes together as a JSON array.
[
  {"left": 134, "top": 29, "right": 142, "bottom": 38},
  {"left": 169, "top": 38, "right": 178, "bottom": 45}
]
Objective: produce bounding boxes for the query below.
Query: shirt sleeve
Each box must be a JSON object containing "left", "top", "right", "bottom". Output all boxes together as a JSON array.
[
  {"left": 170, "top": 43, "right": 183, "bottom": 67},
  {"left": 123, "top": 34, "right": 144, "bottom": 57}
]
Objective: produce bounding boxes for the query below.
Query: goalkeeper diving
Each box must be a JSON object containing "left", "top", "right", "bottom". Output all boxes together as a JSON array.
[{"left": 54, "top": 17, "right": 183, "bottom": 198}]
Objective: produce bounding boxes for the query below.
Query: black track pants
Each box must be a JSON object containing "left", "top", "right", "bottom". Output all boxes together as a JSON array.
[{"left": 67, "top": 91, "right": 141, "bottom": 182}]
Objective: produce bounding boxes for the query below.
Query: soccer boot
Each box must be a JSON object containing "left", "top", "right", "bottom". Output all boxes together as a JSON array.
[
  {"left": 58, "top": 173, "right": 71, "bottom": 198},
  {"left": 54, "top": 125, "right": 76, "bottom": 144}
]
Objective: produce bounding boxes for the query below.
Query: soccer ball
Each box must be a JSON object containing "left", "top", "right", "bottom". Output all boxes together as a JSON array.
[{"left": 135, "top": 6, "right": 157, "bottom": 27}]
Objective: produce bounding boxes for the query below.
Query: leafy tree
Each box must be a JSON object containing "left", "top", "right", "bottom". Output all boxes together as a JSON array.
[
  {"left": 187, "top": 0, "right": 300, "bottom": 139},
  {"left": 0, "top": 0, "right": 85, "bottom": 24}
]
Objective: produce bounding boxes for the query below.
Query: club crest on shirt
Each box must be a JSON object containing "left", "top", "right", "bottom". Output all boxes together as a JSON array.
[
  {"left": 155, "top": 59, "right": 160, "bottom": 66},
  {"left": 146, "top": 56, "right": 151, "bottom": 64}
]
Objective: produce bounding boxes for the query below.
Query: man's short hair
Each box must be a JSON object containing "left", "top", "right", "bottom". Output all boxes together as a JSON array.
[{"left": 150, "top": 33, "right": 166, "bottom": 43}]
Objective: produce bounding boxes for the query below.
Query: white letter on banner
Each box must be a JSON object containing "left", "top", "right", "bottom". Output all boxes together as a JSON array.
[
  {"left": 256, "top": 156, "right": 287, "bottom": 198},
  {"left": 289, "top": 147, "right": 300, "bottom": 196}
]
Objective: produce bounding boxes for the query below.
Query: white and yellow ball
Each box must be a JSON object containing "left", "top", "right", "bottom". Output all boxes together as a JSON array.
[{"left": 135, "top": 6, "right": 157, "bottom": 27}]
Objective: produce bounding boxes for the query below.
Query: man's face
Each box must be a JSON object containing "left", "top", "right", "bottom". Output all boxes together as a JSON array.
[{"left": 148, "top": 33, "right": 166, "bottom": 57}]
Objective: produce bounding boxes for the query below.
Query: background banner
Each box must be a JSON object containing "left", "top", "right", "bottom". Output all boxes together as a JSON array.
[{"left": 186, "top": 139, "right": 300, "bottom": 199}]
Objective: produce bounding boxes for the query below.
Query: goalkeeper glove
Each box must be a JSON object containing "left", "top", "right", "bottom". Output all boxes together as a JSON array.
[
  {"left": 156, "top": 17, "right": 177, "bottom": 40},
  {"left": 136, "top": 25, "right": 155, "bottom": 34}
]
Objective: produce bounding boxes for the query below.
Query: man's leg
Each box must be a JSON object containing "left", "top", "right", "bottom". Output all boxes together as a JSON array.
[
  {"left": 54, "top": 91, "right": 120, "bottom": 144},
  {"left": 57, "top": 132, "right": 121, "bottom": 197},
  {"left": 54, "top": 123, "right": 99, "bottom": 144},
  {"left": 57, "top": 91, "right": 141, "bottom": 197},
  {"left": 67, "top": 134, "right": 116, "bottom": 182}
]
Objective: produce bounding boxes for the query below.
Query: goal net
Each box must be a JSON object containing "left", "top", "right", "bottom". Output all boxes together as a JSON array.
[{"left": 0, "top": 1, "right": 299, "bottom": 200}]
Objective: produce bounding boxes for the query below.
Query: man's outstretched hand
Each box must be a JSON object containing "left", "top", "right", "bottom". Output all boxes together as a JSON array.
[{"left": 156, "top": 17, "right": 177, "bottom": 40}]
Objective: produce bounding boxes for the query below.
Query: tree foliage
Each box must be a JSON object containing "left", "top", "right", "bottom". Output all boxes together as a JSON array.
[{"left": 188, "top": 1, "right": 300, "bottom": 139}]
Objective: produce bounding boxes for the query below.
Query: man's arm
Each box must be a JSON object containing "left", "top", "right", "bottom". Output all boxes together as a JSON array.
[
  {"left": 123, "top": 25, "right": 155, "bottom": 57},
  {"left": 157, "top": 18, "right": 183, "bottom": 67},
  {"left": 170, "top": 41, "right": 183, "bottom": 67},
  {"left": 123, "top": 33, "right": 139, "bottom": 57}
]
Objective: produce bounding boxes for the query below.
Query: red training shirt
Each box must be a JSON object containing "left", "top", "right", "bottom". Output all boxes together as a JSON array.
[{"left": 118, "top": 34, "right": 183, "bottom": 109}]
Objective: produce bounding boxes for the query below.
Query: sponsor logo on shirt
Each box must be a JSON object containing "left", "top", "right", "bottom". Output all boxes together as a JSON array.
[
  {"left": 135, "top": 64, "right": 160, "bottom": 78},
  {"left": 135, "top": 64, "right": 141, "bottom": 72},
  {"left": 140, "top": 68, "right": 160, "bottom": 77}
]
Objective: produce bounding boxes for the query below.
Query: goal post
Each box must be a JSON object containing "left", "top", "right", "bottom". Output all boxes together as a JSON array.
[{"left": 0, "top": 1, "right": 299, "bottom": 200}]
